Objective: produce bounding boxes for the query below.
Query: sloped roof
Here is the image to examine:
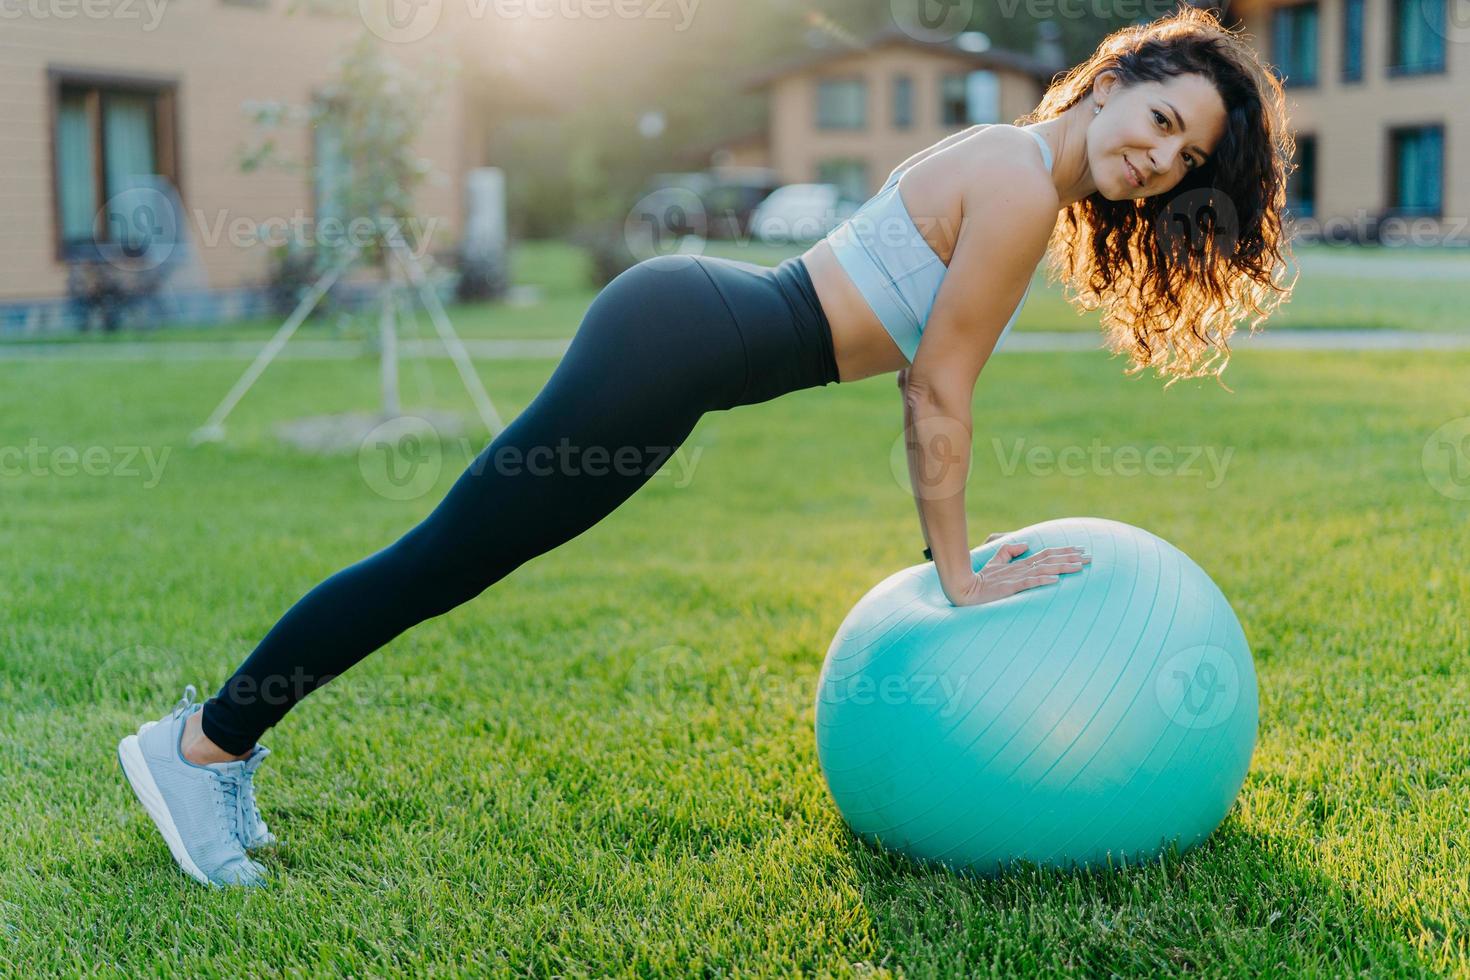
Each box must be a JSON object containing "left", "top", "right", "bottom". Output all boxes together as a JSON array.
[{"left": 743, "top": 24, "right": 1065, "bottom": 91}]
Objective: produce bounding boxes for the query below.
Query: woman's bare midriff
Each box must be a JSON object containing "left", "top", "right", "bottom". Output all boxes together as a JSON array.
[{"left": 801, "top": 239, "right": 910, "bottom": 384}]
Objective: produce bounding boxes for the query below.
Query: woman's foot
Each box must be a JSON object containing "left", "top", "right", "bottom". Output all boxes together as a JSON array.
[
  {"left": 116, "top": 685, "right": 271, "bottom": 887},
  {"left": 137, "top": 692, "right": 279, "bottom": 851}
]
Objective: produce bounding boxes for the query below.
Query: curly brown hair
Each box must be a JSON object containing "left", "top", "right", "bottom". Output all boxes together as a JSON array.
[{"left": 1017, "top": 6, "right": 1298, "bottom": 388}]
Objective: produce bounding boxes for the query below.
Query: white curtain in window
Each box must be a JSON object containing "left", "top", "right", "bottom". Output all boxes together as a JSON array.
[
  {"left": 313, "top": 109, "right": 349, "bottom": 227},
  {"left": 965, "top": 71, "right": 1000, "bottom": 125},
  {"left": 103, "top": 93, "right": 157, "bottom": 196},
  {"left": 103, "top": 93, "right": 159, "bottom": 252}
]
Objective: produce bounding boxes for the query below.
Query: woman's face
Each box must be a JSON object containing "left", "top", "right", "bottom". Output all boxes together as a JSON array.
[{"left": 1090, "top": 72, "right": 1228, "bottom": 201}]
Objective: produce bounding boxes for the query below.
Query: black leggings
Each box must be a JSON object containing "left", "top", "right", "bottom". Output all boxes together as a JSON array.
[{"left": 200, "top": 253, "right": 841, "bottom": 754}]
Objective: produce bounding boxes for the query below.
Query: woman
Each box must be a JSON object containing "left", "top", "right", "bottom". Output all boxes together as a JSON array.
[{"left": 117, "top": 8, "right": 1294, "bottom": 887}]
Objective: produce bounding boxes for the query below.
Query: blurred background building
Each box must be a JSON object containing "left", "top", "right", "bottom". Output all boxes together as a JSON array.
[{"left": 0, "top": 0, "right": 1462, "bottom": 334}]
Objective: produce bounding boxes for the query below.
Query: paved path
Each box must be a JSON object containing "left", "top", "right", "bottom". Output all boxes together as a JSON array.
[
  {"left": 1292, "top": 251, "right": 1469, "bottom": 281},
  {"left": 3, "top": 331, "right": 1470, "bottom": 362}
]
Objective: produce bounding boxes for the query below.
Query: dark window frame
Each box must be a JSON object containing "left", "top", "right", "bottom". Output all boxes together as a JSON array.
[
  {"left": 1388, "top": 0, "right": 1448, "bottom": 77},
  {"left": 938, "top": 72, "right": 969, "bottom": 127},
  {"left": 309, "top": 90, "right": 350, "bottom": 228},
  {"left": 1269, "top": 1, "right": 1321, "bottom": 89},
  {"left": 1285, "top": 131, "right": 1318, "bottom": 219},
  {"left": 1384, "top": 122, "right": 1446, "bottom": 219},
  {"left": 892, "top": 74, "right": 914, "bottom": 130},
  {"left": 814, "top": 76, "right": 868, "bottom": 132},
  {"left": 46, "top": 66, "right": 181, "bottom": 262}
]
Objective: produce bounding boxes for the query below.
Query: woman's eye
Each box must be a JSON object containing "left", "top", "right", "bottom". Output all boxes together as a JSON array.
[{"left": 1153, "top": 109, "right": 1196, "bottom": 168}]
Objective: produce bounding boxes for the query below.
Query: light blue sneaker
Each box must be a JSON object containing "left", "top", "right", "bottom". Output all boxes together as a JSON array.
[
  {"left": 134, "top": 723, "right": 278, "bottom": 851},
  {"left": 116, "top": 685, "right": 270, "bottom": 887}
]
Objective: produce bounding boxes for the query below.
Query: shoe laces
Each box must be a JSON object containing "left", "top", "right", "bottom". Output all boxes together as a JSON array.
[
  {"left": 172, "top": 683, "right": 199, "bottom": 720},
  {"left": 240, "top": 746, "right": 271, "bottom": 834},
  {"left": 209, "top": 762, "right": 252, "bottom": 844}
]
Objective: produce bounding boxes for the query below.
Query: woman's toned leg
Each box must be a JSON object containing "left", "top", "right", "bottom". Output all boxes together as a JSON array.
[{"left": 197, "top": 255, "right": 752, "bottom": 756}]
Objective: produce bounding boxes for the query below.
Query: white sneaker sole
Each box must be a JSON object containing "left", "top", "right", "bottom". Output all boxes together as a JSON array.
[{"left": 117, "top": 733, "right": 211, "bottom": 887}]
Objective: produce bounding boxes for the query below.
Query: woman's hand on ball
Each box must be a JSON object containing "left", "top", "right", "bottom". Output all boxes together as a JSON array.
[{"left": 945, "top": 543, "right": 1091, "bottom": 607}]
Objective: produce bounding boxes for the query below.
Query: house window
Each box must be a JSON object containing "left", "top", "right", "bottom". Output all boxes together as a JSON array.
[
  {"left": 312, "top": 99, "right": 351, "bottom": 228},
  {"left": 1390, "top": 0, "right": 1446, "bottom": 75},
  {"left": 1270, "top": 3, "right": 1319, "bottom": 87},
  {"left": 1342, "top": 0, "right": 1365, "bottom": 82},
  {"left": 1286, "top": 134, "right": 1317, "bottom": 218},
  {"left": 940, "top": 74, "right": 968, "bottom": 126},
  {"left": 893, "top": 75, "right": 914, "bottom": 130},
  {"left": 816, "top": 79, "right": 866, "bottom": 130},
  {"left": 51, "top": 74, "right": 178, "bottom": 258},
  {"left": 817, "top": 158, "right": 868, "bottom": 203},
  {"left": 1387, "top": 125, "right": 1444, "bottom": 217},
  {"left": 964, "top": 70, "right": 1000, "bottom": 124},
  {"left": 940, "top": 70, "right": 1001, "bottom": 126}
]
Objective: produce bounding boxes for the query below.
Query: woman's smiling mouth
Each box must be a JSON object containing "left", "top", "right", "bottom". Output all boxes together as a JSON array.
[{"left": 1124, "top": 155, "right": 1144, "bottom": 189}]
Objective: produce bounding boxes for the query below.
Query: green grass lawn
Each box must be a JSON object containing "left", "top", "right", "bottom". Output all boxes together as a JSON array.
[{"left": 2, "top": 327, "right": 1468, "bottom": 973}]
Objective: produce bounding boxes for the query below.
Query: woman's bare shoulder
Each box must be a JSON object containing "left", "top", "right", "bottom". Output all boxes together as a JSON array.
[
  {"left": 908, "top": 124, "right": 1059, "bottom": 214},
  {"left": 952, "top": 124, "right": 1053, "bottom": 178}
]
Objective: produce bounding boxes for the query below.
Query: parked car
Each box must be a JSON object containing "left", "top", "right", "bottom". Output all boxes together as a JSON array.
[
  {"left": 700, "top": 171, "right": 783, "bottom": 239},
  {"left": 749, "top": 184, "right": 857, "bottom": 244},
  {"left": 631, "top": 170, "right": 782, "bottom": 241}
]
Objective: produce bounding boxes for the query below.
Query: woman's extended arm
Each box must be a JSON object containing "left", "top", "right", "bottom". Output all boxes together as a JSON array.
[{"left": 901, "top": 152, "right": 1087, "bottom": 605}]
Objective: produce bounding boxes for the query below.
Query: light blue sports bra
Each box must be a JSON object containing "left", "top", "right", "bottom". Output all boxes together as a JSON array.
[{"left": 824, "top": 126, "right": 1054, "bottom": 363}]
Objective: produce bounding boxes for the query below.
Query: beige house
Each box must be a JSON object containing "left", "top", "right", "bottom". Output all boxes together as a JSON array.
[
  {"left": 737, "top": 26, "right": 1063, "bottom": 201},
  {"left": 0, "top": 2, "right": 520, "bottom": 331},
  {"left": 1222, "top": 0, "right": 1465, "bottom": 242}
]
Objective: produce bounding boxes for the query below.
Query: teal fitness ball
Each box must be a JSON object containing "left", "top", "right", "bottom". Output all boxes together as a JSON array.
[{"left": 814, "top": 517, "right": 1257, "bottom": 875}]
